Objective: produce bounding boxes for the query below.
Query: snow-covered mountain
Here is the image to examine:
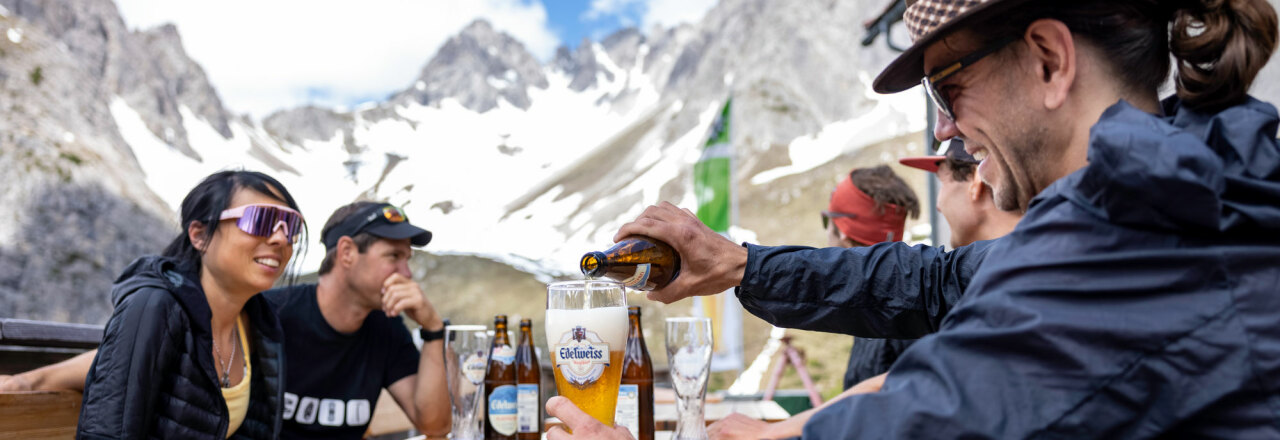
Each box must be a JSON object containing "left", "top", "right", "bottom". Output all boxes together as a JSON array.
[
  {"left": 7, "top": 0, "right": 1280, "bottom": 325},
  {"left": 89, "top": 0, "right": 928, "bottom": 280}
]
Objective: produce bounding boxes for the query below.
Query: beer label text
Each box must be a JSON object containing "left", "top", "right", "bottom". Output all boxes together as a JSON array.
[
  {"left": 488, "top": 384, "right": 518, "bottom": 435},
  {"left": 463, "top": 353, "right": 488, "bottom": 384},
  {"left": 553, "top": 326, "right": 611, "bottom": 386},
  {"left": 615, "top": 384, "right": 640, "bottom": 439},
  {"left": 491, "top": 344, "right": 516, "bottom": 365},
  {"left": 517, "top": 384, "right": 539, "bottom": 433},
  {"left": 621, "top": 263, "right": 651, "bottom": 288}
]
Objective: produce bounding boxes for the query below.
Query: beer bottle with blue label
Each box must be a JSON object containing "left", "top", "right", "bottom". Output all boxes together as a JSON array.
[
  {"left": 616, "top": 306, "right": 654, "bottom": 439},
  {"left": 580, "top": 236, "right": 680, "bottom": 291},
  {"left": 515, "top": 318, "right": 540, "bottom": 439},
  {"left": 485, "top": 315, "right": 518, "bottom": 439}
]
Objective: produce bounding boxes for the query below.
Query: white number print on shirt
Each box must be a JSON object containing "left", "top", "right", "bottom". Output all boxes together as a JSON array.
[{"left": 283, "top": 392, "right": 372, "bottom": 427}]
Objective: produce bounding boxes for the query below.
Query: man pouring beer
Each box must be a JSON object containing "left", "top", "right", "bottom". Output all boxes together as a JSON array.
[{"left": 549, "top": 0, "right": 1280, "bottom": 436}]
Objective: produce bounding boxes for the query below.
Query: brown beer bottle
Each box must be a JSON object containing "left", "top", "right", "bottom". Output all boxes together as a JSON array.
[
  {"left": 514, "top": 319, "right": 541, "bottom": 439},
  {"left": 581, "top": 235, "right": 681, "bottom": 291},
  {"left": 485, "top": 315, "right": 518, "bottom": 439},
  {"left": 616, "top": 306, "right": 654, "bottom": 440}
]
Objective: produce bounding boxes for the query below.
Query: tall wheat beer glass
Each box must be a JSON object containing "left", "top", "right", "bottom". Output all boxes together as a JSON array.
[{"left": 545, "top": 280, "right": 628, "bottom": 427}]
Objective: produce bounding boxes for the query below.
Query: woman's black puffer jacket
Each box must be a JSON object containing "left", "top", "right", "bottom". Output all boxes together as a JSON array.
[{"left": 77, "top": 256, "right": 284, "bottom": 439}]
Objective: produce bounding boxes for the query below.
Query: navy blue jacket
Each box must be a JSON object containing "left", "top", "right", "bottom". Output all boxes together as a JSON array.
[
  {"left": 747, "top": 97, "right": 1280, "bottom": 438},
  {"left": 739, "top": 239, "right": 995, "bottom": 339}
]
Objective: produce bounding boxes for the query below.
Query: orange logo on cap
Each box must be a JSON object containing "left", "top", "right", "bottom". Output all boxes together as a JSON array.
[{"left": 382, "top": 206, "right": 406, "bottom": 223}]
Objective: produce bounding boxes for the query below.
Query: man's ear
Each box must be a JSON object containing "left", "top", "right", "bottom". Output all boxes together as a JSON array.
[
  {"left": 968, "top": 172, "right": 986, "bottom": 202},
  {"left": 337, "top": 236, "right": 357, "bottom": 267},
  {"left": 188, "top": 221, "right": 209, "bottom": 252},
  {"left": 1022, "top": 18, "right": 1076, "bottom": 111}
]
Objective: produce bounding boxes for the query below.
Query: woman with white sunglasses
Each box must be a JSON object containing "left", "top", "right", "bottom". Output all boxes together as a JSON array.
[{"left": 77, "top": 170, "right": 307, "bottom": 439}]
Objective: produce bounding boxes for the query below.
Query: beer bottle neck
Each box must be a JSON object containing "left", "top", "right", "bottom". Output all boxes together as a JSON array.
[
  {"left": 628, "top": 314, "right": 642, "bottom": 335},
  {"left": 581, "top": 251, "right": 608, "bottom": 278}
]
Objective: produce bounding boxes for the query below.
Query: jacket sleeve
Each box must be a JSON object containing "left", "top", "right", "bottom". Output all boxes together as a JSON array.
[
  {"left": 78, "top": 289, "right": 177, "bottom": 439},
  {"left": 799, "top": 236, "right": 1247, "bottom": 438},
  {"left": 735, "top": 240, "right": 992, "bottom": 338}
]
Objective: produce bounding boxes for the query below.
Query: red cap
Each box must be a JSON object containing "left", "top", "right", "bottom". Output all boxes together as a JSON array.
[
  {"left": 828, "top": 176, "right": 907, "bottom": 244},
  {"left": 899, "top": 139, "right": 976, "bottom": 174}
]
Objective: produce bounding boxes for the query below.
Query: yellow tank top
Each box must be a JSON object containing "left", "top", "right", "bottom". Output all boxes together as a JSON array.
[{"left": 221, "top": 316, "right": 252, "bottom": 438}]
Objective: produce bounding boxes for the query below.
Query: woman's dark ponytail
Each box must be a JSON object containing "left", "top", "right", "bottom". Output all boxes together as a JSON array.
[{"left": 1170, "top": 0, "right": 1278, "bottom": 112}]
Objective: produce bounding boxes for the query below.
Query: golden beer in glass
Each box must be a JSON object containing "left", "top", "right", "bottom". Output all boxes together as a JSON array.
[{"left": 545, "top": 280, "right": 627, "bottom": 427}]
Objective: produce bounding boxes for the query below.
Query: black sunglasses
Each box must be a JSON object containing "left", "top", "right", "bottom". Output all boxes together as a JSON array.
[
  {"left": 821, "top": 211, "right": 858, "bottom": 230},
  {"left": 922, "top": 35, "right": 1018, "bottom": 121}
]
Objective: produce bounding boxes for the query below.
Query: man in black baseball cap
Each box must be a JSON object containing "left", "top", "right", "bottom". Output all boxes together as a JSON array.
[{"left": 321, "top": 203, "right": 432, "bottom": 251}]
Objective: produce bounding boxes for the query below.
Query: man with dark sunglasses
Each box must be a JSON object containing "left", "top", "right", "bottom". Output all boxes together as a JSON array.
[
  {"left": 898, "top": 139, "right": 1021, "bottom": 250},
  {"left": 554, "top": 0, "right": 1280, "bottom": 436},
  {"left": 1, "top": 202, "right": 450, "bottom": 439}
]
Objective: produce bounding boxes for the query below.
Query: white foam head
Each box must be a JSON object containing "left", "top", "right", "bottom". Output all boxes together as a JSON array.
[{"left": 544, "top": 306, "right": 628, "bottom": 351}]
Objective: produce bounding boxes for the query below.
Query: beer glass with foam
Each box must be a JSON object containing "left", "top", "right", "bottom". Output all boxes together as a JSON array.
[{"left": 545, "top": 280, "right": 628, "bottom": 427}]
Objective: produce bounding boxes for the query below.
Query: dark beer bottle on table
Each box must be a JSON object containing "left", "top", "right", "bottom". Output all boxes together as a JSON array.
[
  {"left": 580, "top": 235, "right": 681, "bottom": 291},
  {"left": 515, "top": 318, "right": 541, "bottom": 439},
  {"left": 616, "top": 306, "right": 654, "bottom": 440},
  {"left": 485, "top": 315, "right": 517, "bottom": 440}
]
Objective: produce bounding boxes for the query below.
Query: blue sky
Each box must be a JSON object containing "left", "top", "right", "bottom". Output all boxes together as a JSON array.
[
  {"left": 546, "top": 0, "right": 645, "bottom": 47},
  {"left": 115, "top": 0, "right": 716, "bottom": 117}
]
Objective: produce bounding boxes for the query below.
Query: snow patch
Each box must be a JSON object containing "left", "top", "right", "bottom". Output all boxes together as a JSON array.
[
  {"left": 750, "top": 76, "right": 926, "bottom": 185},
  {"left": 7, "top": 27, "right": 22, "bottom": 44}
]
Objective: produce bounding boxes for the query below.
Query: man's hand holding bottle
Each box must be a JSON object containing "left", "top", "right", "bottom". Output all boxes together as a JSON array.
[{"left": 613, "top": 202, "right": 748, "bottom": 304}]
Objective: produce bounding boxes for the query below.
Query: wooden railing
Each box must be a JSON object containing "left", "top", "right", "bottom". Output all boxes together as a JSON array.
[
  {"left": 0, "top": 319, "right": 101, "bottom": 439},
  {"left": 1, "top": 318, "right": 416, "bottom": 439}
]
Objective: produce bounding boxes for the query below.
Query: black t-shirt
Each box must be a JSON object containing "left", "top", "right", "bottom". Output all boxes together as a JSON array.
[{"left": 263, "top": 284, "right": 420, "bottom": 439}]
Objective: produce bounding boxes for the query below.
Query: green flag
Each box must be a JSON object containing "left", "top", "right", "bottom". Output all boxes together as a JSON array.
[{"left": 695, "top": 99, "right": 732, "bottom": 233}]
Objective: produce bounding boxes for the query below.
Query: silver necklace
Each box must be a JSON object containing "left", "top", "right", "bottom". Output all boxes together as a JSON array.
[{"left": 212, "top": 324, "right": 239, "bottom": 388}]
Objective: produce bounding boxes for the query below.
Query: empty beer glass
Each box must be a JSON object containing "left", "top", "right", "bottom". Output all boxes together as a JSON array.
[
  {"left": 445, "top": 325, "right": 491, "bottom": 440},
  {"left": 546, "top": 280, "right": 628, "bottom": 427},
  {"left": 666, "top": 317, "right": 713, "bottom": 440}
]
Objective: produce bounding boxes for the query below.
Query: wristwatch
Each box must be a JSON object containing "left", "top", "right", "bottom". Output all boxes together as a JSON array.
[{"left": 419, "top": 326, "right": 446, "bottom": 342}]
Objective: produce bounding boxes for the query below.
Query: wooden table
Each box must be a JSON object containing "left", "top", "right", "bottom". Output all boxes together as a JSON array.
[
  {"left": 545, "top": 399, "right": 790, "bottom": 432},
  {"left": 0, "top": 391, "right": 82, "bottom": 439},
  {"left": 653, "top": 400, "right": 790, "bottom": 430}
]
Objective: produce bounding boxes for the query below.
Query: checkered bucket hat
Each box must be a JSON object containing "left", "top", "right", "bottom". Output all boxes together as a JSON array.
[{"left": 874, "top": 0, "right": 1037, "bottom": 93}]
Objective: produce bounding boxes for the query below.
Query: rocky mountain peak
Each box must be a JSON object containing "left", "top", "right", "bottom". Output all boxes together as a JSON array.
[
  {"left": 601, "top": 27, "right": 644, "bottom": 70},
  {"left": 133, "top": 23, "right": 234, "bottom": 140},
  {"left": 554, "top": 37, "right": 611, "bottom": 92},
  {"left": 392, "top": 18, "right": 548, "bottom": 112},
  {"left": 0, "top": 0, "right": 234, "bottom": 161}
]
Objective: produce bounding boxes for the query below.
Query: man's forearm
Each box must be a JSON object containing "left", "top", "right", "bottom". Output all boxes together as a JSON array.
[{"left": 413, "top": 338, "right": 449, "bottom": 435}]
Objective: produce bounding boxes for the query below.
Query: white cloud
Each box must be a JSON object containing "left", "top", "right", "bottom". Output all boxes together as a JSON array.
[
  {"left": 114, "top": 0, "right": 559, "bottom": 117},
  {"left": 642, "top": 0, "right": 716, "bottom": 29},
  {"left": 582, "top": 0, "right": 642, "bottom": 21},
  {"left": 582, "top": 0, "right": 715, "bottom": 34}
]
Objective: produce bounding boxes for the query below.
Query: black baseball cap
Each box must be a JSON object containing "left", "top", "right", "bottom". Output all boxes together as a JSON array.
[
  {"left": 321, "top": 203, "right": 432, "bottom": 251},
  {"left": 899, "top": 139, "right": 978, "bottom": 173}
]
